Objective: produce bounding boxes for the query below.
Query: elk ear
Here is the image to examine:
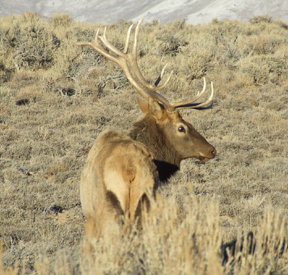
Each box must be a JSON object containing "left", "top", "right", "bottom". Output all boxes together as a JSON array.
[
  {"left": 137, "top": 97, "right": 164, "bottom": 119},
  {"left": 137, "top": 97, "right": 149, "bottom": 115},
  {"left": 148, "top": 97, "right": 164, "bottom": 120}
]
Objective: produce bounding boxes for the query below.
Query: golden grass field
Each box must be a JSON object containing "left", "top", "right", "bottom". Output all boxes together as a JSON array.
[{"left": 0, "top": 12, "right": 288, "bottom": 274}]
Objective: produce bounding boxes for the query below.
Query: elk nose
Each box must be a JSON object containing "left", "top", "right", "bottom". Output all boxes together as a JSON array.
[{"left": 210, "top": 148, "right": 217, "bottom": 158}]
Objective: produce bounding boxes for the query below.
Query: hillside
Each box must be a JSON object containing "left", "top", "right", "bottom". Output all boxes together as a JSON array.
[{"left": 0, "top": 0, "right": 288, "bottom": 24}]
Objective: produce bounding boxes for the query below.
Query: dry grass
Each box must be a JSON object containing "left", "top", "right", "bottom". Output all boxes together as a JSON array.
[{"left": 0, "top": 12, "right": 288, "bottom": 274}]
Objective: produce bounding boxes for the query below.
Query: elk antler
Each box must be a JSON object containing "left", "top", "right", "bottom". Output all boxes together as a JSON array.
[{"left": 77, "top": 16, "right": 214, "bottom": 112}]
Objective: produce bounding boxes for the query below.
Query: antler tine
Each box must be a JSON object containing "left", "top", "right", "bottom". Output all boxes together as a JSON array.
[
  {"left": 160, "top": 64, "right": 168, "bottom": 79},
  {"left": 154, "top": 64, "right": 167, "bottom": 86},
  {"left": 129, "top": 16, "right": 171, "bottom": 94},
  {"left": 170, "top": 77, "right": 207, "bottom": 108},
  {"left": 124, "top": 24, "right": 134, "bottom": 54},
  {"left": 99, "top": 27, "right": 127, "bottom": 59},
  {"left": 132, "top": 15, "right": 145, "bottom": 56},
  {"left": 172, "top": 81, "right": 214, "bottom": 110},
  {"left": 155, "top": 64, "right": 173, "bottom": 88},
  {"left": 156, "top": 70, "right": 174, "bottom": 90},
  {"left": 127, "top": 15, "right": 159, "bottom": 92},
  {"left": 77, "top": 29, "right": 119, "bottom": 65}
]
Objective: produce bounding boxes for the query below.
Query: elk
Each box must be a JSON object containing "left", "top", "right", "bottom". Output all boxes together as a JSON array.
[{"left": 78, "top": 16, "right": 216, "bottom": 238}]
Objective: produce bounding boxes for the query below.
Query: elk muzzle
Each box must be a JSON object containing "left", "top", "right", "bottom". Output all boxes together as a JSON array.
[{"left": 197, "top": 144, "right": 216, "bottom": 162}]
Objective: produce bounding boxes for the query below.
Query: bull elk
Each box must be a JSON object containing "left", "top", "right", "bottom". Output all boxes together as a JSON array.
[{"left": 78, "top": 16, "right": 216, "bottom": 238}]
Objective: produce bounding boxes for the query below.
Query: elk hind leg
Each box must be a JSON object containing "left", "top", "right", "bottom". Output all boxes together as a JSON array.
[{"left": 129, "top": 169, "right": 154, "bottom": 228}]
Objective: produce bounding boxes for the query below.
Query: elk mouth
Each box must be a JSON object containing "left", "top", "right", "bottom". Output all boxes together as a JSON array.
[
  {"left": 198, "top": 156, "right": 212, "bottom": 162},
  {"left": 182, "top": 153, "right": 215, "bottom": 163},
  {"left": 197, "top": 151, "right": 216, "bottom": 162}
]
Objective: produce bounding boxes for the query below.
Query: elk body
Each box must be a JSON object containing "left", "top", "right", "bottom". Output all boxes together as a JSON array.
[{"left": 79, "top": 17, "right": 216, "bottom": 238}]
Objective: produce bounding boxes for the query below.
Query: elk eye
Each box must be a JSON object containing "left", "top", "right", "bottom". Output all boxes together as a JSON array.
[{"left": 178, "top": 126, "right": 185, "bottom": 133}]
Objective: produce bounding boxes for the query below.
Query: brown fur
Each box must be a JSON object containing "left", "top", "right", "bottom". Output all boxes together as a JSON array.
[{"left": 80, "top": 97, "right": 215, "bottom": 238}]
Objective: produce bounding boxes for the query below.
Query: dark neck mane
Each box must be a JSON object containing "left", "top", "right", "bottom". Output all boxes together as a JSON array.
[{"left": 129, "top": 116, "right": 180, "bottom": 182}]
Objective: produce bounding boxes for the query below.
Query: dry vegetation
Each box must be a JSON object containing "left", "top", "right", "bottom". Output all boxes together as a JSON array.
[{"left": 0, "top": 12, "right": 288, "bottom": 274}]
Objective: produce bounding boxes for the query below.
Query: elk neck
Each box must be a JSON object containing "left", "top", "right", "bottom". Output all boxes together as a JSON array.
[{"left": 129, "top": 115, "right": 180, "bottom": 182}]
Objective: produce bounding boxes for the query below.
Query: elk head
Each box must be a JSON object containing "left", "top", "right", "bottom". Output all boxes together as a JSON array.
[{"left": 136, "top": 96, "right": 216, "bottom": 165}]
